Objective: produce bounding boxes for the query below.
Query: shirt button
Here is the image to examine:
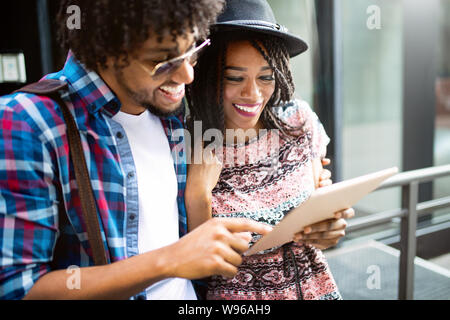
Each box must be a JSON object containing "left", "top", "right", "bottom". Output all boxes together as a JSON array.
[
  {"left": 116, "top": 131, "right": 124, "bottom": 139},
  {"left": 129, "top": 214, "right": 136, "bottom": 221},
  {"left": 127, "top": 172, "right": 135, "bottom": 179}
]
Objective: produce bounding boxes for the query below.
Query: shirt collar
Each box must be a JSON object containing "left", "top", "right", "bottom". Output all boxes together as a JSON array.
[{"left": 61, "top": 51, "right": 121, "bottom": 116}]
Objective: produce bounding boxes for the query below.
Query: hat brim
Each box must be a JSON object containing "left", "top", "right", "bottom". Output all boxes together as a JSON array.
[{"left": 211, "top": 22, "right": 308, "bottom": 57}]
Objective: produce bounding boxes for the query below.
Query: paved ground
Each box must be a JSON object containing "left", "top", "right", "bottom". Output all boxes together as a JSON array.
[
  {"left": 324, "top": 241, "right": 450, "bottom": 300},
  {"left": 430, "top": 252, "right": 450, "bottom": 271}
]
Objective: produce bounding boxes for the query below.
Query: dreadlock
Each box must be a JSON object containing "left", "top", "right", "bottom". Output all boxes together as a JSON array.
[
  {"left": 186, "top": 30, "right": 304, "bottom": 142},
  {"left": 57, "top": 0, "right": 225, "bottom": 72}
]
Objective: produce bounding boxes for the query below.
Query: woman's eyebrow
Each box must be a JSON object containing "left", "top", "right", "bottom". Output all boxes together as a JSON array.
[{"left": 225, "top": 66, "right": 247, "bottom": 71}]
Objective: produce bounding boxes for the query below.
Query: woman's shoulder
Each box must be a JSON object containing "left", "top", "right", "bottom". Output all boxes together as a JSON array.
[{"left": 272, "top": 98, "right": 318, "bottom": 130}]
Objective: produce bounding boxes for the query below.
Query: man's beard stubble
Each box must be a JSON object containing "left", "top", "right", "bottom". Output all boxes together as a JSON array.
[{"left": 116, "top": 69, "right": 185, "bottom": 118}]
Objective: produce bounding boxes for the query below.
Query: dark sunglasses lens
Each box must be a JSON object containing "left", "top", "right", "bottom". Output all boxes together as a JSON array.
[
  {"left": 153, "top": 60, "right": 183, "bottom": 78},
  {"left": 152, "top": 40, "right": 209, "bottom": 77}
]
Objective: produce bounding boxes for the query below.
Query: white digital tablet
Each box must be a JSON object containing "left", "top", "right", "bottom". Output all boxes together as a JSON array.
[{"left": 244, "top": 167, "right": 399, "bottom": 256}]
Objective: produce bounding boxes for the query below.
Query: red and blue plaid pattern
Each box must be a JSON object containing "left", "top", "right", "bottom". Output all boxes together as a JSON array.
[{"left": 0, "top": 53, "right": 188, "bottom": 299}]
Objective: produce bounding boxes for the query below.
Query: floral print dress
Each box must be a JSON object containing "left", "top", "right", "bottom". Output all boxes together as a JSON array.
[{"left": 207, "top": 99, "right": 342, "bottom": 300}]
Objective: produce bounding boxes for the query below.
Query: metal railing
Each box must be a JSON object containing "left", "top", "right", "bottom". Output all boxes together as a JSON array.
[{"left": 346, "top": 164, "right": 450, "bottom": 300}]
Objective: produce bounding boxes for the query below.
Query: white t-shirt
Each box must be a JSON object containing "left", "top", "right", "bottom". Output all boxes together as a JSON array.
[{"left": 113, "top": 110, "right": 196, "bottom": 300}]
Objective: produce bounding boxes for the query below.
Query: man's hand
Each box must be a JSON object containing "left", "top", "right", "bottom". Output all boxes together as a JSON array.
[
  {"left": 293, "top": 208, "right": 355, "bottom": 250},
  {"left": 166, "top": 218, "right": 272, "bottom": 279}
]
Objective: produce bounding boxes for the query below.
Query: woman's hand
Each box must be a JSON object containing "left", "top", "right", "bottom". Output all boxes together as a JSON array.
[
  {"left": 186, "top": 148, "right": 223, "bottom": 197},
  {"left": 318, "top": 158, "right": 332, "bottom": 187},
  {"left": 185, "top": 145, "right": 223, "bottom": 232},
  {"left": 294, "top": 157, "right": 354, "bottom": 250},
  {"left": 293, "top": 208, "right": 355, "bottom": 250}
]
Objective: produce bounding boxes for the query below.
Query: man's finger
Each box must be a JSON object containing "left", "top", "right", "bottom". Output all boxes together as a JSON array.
[
  {"left": 220, "top": 218, "right": 273, "bottom": 235},
  {"left": 229, "top": 233, "right": 253, "bottom": 254},
  {"left": 234, "top": 232, "right": 252, "bottom": 242},
  {"left": 215, "top": 259, "right": 239, "bottom": 278},
  {"left": 215, "top": 242, "right": 243, "bottom": 267}
]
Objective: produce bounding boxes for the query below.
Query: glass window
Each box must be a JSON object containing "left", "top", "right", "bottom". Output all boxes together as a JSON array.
[
  {"left": 340, "top": 0, "right": 403, "bottom": 215},
  {"left": 433, "top": 0, "right": 450, "bottom": 218},
  {"left": 271, "top": 0, "right": 448, "bottom": 223},
  {"left": 268, "top": 0, "right": 315, "bottom": 105}
]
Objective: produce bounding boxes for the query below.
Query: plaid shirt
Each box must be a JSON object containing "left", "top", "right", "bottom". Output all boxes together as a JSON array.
[{"left": 0, "top": 53, "right": 188, "bottom": 299}]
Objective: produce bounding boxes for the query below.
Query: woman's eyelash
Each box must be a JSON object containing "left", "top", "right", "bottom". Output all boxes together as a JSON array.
[
  {"left": 260, "top": 76, "right": 275, "bottom": 81},
  {"left": 225, "top": 76, "right": 243, "bottom": 82},
  {"left": 225, "top": 76, "right": 275, "bottom": 82}
]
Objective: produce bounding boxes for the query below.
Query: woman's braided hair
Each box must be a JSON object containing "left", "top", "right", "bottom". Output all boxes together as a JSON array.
[
  {"left": 57, "top": 0, "right": 224, "bottom": 72},
  {"left": 186, "top": 31, "right": 303, "bottom": 140}
]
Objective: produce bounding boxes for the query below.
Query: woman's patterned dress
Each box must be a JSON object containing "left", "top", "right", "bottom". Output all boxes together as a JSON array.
[{"left": 207, "top": 100, "right": 342, "bottom": 300}]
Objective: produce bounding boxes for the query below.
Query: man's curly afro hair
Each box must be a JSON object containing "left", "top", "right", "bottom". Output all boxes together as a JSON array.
[{"left": 57, "top": 0, "right": 224, "bottom": 72}]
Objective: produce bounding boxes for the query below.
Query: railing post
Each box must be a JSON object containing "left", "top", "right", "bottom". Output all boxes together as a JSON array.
[{"left": 398, "top": 181, "right": 419, "bottom": 300}]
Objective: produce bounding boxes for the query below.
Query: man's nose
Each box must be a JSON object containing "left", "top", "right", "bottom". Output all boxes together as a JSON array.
[{"left": 170, "top": 59, "right": 194, "bottom": 85}]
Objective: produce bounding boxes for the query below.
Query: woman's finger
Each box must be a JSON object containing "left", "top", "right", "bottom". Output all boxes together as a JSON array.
[
  {"left": 320, "top": 169, "right": 331, "bottom": 180},
  {"left": 297, "top": 229, "right": 346, "bottom": 241},
  {"left": 319, "top": 179, "right": 332, "bottom": 187},
  {"left": 302, "top": 239, "right": 340, "bottom": 250},
  {"left": 321, "top": 158, "right": 331, "bottom": 166},
  {"left": 334, "top": 207, "right": 355, "bottom": 219},
  {"left": 300, "top": 218, "right": 347, "bottom": 235}
]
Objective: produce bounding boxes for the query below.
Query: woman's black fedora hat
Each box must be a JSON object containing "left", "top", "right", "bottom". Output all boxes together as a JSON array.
[{"left": 212, "top": 0, "right": 308, "bottom": 57}]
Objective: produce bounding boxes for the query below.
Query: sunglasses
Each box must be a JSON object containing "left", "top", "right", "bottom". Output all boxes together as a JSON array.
[{"left": 138, "top": 38, "right": 211, "bottom": 79}]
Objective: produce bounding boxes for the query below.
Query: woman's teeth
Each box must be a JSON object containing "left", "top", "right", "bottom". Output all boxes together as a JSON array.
[{"left": 233, "top": 104, "right": 260, "bottom": 113}]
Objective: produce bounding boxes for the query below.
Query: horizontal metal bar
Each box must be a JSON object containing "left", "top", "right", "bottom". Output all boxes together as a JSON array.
[
  {"left": 379, "top": 220, "right": 450, "bottom": 246},
  {"left": 377, "top": 164, "right": 450, "bottom": 190},
  {"left": 347, "top": 196, "right": 450, "bottom": 232},
  {"left": 416, "top": 196, "right": 450, "bottom": 215},
  {"left": 347, "top": 208, "right": 406, "bottom": 232}
]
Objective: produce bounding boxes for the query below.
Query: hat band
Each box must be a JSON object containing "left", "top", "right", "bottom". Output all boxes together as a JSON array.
[{"left": 218, "top": 20, "right": 289, "bottom": 33}]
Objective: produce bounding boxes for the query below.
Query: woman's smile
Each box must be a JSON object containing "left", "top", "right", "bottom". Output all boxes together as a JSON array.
[
  {"left": 223, "top": 40, "right": 275, "bottom": 132},
  {"left": 232, "top": 102, "right": 263, "bottom": 117}
]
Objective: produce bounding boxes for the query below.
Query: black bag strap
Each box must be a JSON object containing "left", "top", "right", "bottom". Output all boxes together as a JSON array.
[{"left": 14, "top": 79, "right": 108, "bottom": 266}]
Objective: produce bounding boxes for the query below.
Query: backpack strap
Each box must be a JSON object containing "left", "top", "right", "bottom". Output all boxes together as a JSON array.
[
  {"left": 15, "top": 79, "right": 69, "bottom": 95},
  {"left": 14, "top": 79, "right": 108, "bottom": 266}
]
